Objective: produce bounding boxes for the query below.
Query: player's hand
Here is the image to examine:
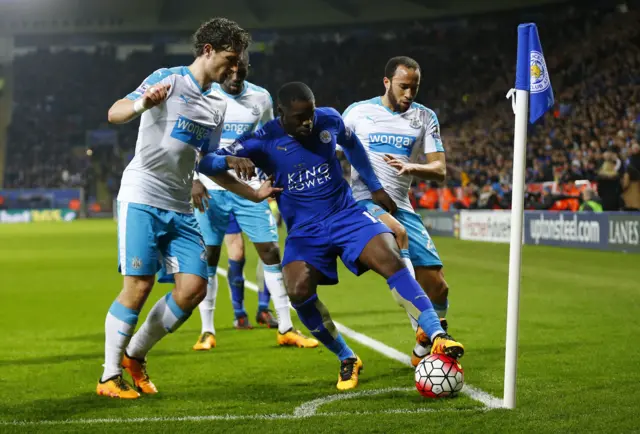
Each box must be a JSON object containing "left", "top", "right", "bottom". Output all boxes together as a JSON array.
[
  {"left": 141, "top": 83, "right": 171, "bottom": 109},
  {"left": 191, "top": 179, "right": 210, "bottom": 212},
  {"left": 384, "top": 154, "right": 414, "bottom": 176},
  {"left": 225, "top": 156, "right": 256, "bottom": 180},
  {"left": 255, "top": 176, "right": 283, "bottom": 202},
  {"left": 372, "top": 188, "right": 397, "bottom": 214}
]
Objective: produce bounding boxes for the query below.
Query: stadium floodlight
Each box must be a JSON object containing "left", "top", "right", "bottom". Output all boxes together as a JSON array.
[{"left": 504, "top": 23, "right": 554, "bottom": 410}]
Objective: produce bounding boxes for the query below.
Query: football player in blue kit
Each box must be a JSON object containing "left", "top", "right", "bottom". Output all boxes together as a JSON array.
[
  {"left": 198, "top": 82, "right": 464, "bottom": 390},
  {"left": 175, "top": 52, "right": 318, "bottom": 350}
]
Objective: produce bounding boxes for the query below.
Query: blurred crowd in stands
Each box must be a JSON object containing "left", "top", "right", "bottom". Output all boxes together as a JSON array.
[{"left": 3, "top": 0, "right": 640, "bottom": 211}]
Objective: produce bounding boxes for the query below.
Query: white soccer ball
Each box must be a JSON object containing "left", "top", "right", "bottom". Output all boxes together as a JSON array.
[{"left": 415, "top": 354, "right": 464, "bottom": 398}]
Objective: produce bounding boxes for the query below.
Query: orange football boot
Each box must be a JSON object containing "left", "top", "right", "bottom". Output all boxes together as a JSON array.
[
  {"left": 122, "top": 353, "right": 158, "bottom": 394},
  {"left": 193, "top": 332, "right": 217, "bottom": 351},
  {"left": 277, "top": 329, "right": 319, "bottom": 348},
  {"left": 96, "top": 375, "right": 140, "bottom": 399},
  {"left": 336, "top": 356, "right": 364, "bottom": 391},
  {"left": 413, "top": 318, "right": 449, "bottom": 366}
]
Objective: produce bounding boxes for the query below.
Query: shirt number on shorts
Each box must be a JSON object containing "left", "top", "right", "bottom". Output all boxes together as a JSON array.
[{"left": 363, "top": 211, "right": 378, "bottom": 223}]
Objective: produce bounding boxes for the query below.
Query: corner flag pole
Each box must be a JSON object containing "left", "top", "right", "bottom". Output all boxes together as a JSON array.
[
  {"left": 503, "top": 23, "right": 553, "bottom": 409},
  {"left": 503, "top": 87, "right": 528, "bottom": 410}
]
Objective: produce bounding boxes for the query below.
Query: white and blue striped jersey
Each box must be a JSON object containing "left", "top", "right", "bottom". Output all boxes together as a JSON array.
[
  {"left": 342, "top": 97, "right": 444, "bottom": 213},
  {"left": 199, "top": 81, "right": 273, "bottom": 191},
  {"left": 117, "top": 66, "right": 226, "bottom": 213}
]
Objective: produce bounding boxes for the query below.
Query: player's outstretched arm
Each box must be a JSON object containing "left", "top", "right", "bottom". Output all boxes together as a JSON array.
[
  {"left": 198, "top": 154, "right": 257, "bottom": 180},
  {"left": 108, "top": 83, "right": 171, "bottom": 124},
  {"left": 384, "top": 109, "right": 446, "bottom": 183},
  {"left": 207, "top": 172, "right": 281, "bottom": 203},
  {"left": 384, "top": 152, "right": 446, "bottom": 183}
]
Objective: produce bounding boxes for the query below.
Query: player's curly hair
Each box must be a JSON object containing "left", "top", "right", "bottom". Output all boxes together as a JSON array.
[
  {"left": 192, "top": 17, "right": 251, "bottom": 57},
  {"left": 385, "top": 56, "right": 420, "bottom": 79}
]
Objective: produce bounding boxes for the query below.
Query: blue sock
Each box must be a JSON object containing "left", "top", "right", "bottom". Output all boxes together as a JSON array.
[
  {"left": 400, "top": 249, "right": 410, "bottom": 259},
  {"left": 258, "top": 281, "right": 271, "bottom": 311},
  {"left": 292, "top": 294, "right": 355, "bottom": 361},
  {"left": 387, "top": 268, "right": 444, "bottom": 340},
  {"left": 227, "top": 259, "right": 246, "bottom": 317}
]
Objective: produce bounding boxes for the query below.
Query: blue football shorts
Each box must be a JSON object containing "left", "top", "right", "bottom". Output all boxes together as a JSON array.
[{"left": 282, "top": 203, "right": 392, "bottom": 285}]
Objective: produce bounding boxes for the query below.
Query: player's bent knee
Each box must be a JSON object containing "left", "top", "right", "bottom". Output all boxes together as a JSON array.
[
  {"left": 361, "top": 232, "right": 407, "bottom": 279},
  {"left": 437, "top": 277, "right": 449, "bottom": 300},
  {"left": 428, "top": 278, "right": 448, "bottom": 302},
  {"left": 174, "top": 274, "right": 207, "bottom": 309},
  {"left": 256, "top": 242, "right": 281, "bottom": 265},
  {"left": 385, "top": 256, "right": 407, "bottom": 277},
  {"left": 124, "top": 275, "right": 154, "bottom": 295},
  {"left": 417, "top": 267, "right": 449, "bottom": 302},
  {"left": 227, "top": 249, "right": 245, "bottom": 262},
  {"left": 194, "top": 284, "right": 207, "bottom": 304},
  {"left": 287, "top": 279, "right": 313, "bottom": 304},
  {"left": 226, "top": 235, "right": 245, "bottom": 262}
]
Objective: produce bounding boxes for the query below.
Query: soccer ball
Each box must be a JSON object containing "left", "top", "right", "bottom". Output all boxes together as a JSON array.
[{"left": 415, "top": 354, "right": 464, "bottom": 398}]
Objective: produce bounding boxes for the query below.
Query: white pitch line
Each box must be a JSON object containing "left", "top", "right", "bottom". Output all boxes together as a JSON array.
[
  {"left": 0, "top": 414, "right": 293, "bottom": 427},
  {"left": 294, "top": 387, "right": 413, "bottom": 417},
  {"left": 321, "top": 407, "right": 487, "bottom": 417},
  {"left": 1, "top": 269, "right": 502, "bottom": 427},
  {"left": 1, "top": 399, "right": 486, "bottom": 427},
  {"left": 222, "top": 268, "right": 504, "bottom": 409},
  {"left": 293, "top": 387, "right": 488, "bottom": 417},
  {"left": 2, "top": 388, "right": 484, "bottom": 427}
]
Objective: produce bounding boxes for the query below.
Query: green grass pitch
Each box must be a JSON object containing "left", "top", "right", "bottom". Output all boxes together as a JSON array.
[{"left": 1, "top": 220, "right": 639, "bottom": 433}]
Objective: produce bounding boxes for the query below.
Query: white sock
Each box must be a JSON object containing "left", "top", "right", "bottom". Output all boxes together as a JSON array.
[
  {"left": 263, "top": 263, "right": 293, "bottom": 334},
  {"left": 399, "top": 250, "right": 426, "bottom": 356},
  {"left": 126, "top": 293, "right": 190, "bottom": 360},
  {"left": 199, "top": 274, "right": 218, "bottom": 335},
  {"left": 256, "top": 261, "right": 265, "bottom": 290},
  {"left": 101, "top": 300, "right": 139, "bottom": 382},
  {"left": 408, "top": 313, "right": 429, "bottom": 357},
  {"left": 400, "top": 249, "right": 415, "bottom": 278}
]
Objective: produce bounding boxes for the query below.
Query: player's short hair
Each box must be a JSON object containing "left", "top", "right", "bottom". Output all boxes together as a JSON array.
[
  {"left": 384, "top": 56, "right": 421, "bottom": 79},
  {"left": 277, "top": 82, "right": 315, "bottom": 108},
  {"left": 192, "top": 17, "right": 251, "bottom": 56}
]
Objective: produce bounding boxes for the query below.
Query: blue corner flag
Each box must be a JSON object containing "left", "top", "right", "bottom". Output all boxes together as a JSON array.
[{"left": 515, "top": 23, "right": 554, "bottom": 123}]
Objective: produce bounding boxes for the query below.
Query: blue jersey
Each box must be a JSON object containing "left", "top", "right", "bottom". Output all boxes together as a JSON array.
[{"left": 212, "top": 107, "right": 382, "bottom": 232}]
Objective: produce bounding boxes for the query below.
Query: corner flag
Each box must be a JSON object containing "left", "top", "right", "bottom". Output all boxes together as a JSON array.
[
  {"left": 503, "top": 23, "right": 554, "bottom": 410},
  {"left": 515, "top": 23, "right": 554, "bottom": 123}
]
